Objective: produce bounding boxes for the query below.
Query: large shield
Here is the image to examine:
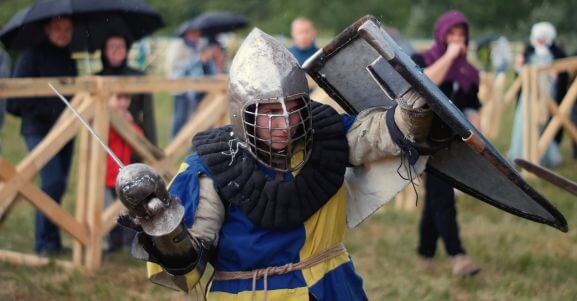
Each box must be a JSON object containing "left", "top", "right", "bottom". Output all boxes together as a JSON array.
[{"left": 303, "top": 15, "right": 567, "bottom": 232}]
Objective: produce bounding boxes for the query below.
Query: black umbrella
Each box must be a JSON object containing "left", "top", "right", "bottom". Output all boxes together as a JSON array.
[
  {"left": 177, "top": 11, "right": 248, "bottom": 37},
  {"left": 0, "top": 0, "right": 164, "bottom": 52}
]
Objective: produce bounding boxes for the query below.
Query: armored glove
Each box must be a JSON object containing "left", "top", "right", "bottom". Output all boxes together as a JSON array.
[
  {"left": 116, "top": 163, "right": 184, "bottom": 236},
  {"left": 116, "top": 163, "right": 208, "bottom": 276},
  {"left": 379, "top": 89, "right": 434, "bottom": 165},
  {"left": 391, "top": 89, "right": 457, "bottom": 161},
  {"left": 393, "top": 89, "right": 433, "bottom": 144}
]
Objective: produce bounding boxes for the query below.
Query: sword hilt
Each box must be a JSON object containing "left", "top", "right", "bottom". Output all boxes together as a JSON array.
[
  {"left": 115, "top": 163, "right": 170, "bottom": 218},
  {"left": 116, "top": 163, "right": 185, "bottom": 236}
]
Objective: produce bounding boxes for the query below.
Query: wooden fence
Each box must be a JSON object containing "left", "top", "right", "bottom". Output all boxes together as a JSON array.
[
  {"left": 2, "top": 57, "right": 576, "bottom": 268},
  {"left": 0, "top": 76, "right": 228, "bottom": 271},
  {"left": 501, "top": 57, "right": 577, "bottom": 170}
]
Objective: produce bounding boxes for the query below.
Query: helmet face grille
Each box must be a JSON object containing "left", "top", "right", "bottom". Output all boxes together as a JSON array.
[{"left": 242, "top": 96, "right": 313, "bottom": 172}]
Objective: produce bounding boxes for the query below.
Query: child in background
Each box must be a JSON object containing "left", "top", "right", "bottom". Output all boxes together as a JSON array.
[{"left": 105, "top": 93, "right": 143, "bottom": 252}]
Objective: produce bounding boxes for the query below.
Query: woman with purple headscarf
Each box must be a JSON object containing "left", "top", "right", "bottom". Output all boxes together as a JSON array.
[{"left": 411, "top": 10, "right": 481, "bottom": 277}]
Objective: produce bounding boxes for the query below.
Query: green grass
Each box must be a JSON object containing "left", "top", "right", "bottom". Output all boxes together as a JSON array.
[{"left": 1, "top": 93, "right": 577, "bottom": 300}]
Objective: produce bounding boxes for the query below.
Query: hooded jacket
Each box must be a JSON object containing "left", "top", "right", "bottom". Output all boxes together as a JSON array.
[
  {"left": 7, "top": 40, "right": 77, "bottom": 135},
  {"left": 96, "top": 35, "right": 157, "bottom": 146}
]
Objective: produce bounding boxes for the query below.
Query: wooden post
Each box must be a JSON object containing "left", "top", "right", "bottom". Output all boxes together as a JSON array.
[
  {"left": 521, "top": 67, "right": 532, "bottom": 167},
  {"left": 529, "top": 66, "right": 540, "bottom": 164},
  {"left": 490, "top": 72, "right": 507, "bottom": 138},
  {"left": 74, "top": 126, "right": 92, "bottom": 266},
  {"left": 85, "top": 92, "right": 110, "bottom": 270},
  {"left": 478, "top": 72, "right": 493, "bottom": 137}
]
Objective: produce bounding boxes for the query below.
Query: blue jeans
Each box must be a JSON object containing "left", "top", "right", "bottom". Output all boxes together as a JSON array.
[
  {"left": 24, "top": 135, "right": 74, "bottom": 253},
  {"left": 171, "top": 92, "right": 204, "bottom": 138}
]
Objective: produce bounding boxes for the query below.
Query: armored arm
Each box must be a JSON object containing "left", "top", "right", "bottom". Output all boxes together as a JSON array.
[
  {"left": 116, "top": 164, "right": 213, "bottom": 291},
  {"left": 346, "top": 90, "right": 432, "bottom": 166}
]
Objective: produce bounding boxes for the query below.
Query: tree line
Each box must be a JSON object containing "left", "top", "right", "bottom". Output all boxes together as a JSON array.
[{"left": 1, "top": 0, "right": 576, "bottom": 47}]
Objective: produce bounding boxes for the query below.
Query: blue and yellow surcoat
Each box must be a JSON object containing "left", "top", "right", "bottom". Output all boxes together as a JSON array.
[
  {"left": 148, "top": 152, "right": 367, "bottom": 300},
  {"left": 147, "top": 115, "right": 367, "bottom": 300}
]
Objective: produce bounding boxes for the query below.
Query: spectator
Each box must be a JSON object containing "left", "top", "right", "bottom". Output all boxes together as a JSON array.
[
  {"left": 207, "top": 35, "right": 226, "bottom": 74},
  {"left": 104, "top": 93, "right": 143, "bottom": 252},
  {"left": 288, "top": 17, "right": 318, "bottom": 65},
  {"left": 6, "top": 16, "right": 77, "bottom": 256},
  {"left": 411, "top": 10, "right": 481, "bottom": 277},
  {"left": 97, "top": 33, "right": 157, "bottom": 146},
  {"left": 491, "top": 36, "right": 513, "bottom": 74},
  {"left": 132, "top": 38, "right": 152, "bottom": 72},
  {"left": 167, "top": 27, "right": 216, "bottom": 138},
  {"left": 509, "top": 22, "right": 565, "bottom": 167}
]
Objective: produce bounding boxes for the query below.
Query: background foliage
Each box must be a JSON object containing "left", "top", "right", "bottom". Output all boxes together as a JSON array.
[{"left": 1, "top": 0, "right": 577, "bottom": 46}]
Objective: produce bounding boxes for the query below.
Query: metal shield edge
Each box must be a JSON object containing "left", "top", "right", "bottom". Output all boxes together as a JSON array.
[
  {"left": 357, "top": 17, "right": 567, "bottom": 232},
  {"left": 304, "top": 15, "right": 567, "bottom": 232}
]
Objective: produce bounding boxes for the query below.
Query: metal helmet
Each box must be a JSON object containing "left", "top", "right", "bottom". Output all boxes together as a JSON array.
[{"left": 228, "top": 28, "right": 313, "bottom": 172}]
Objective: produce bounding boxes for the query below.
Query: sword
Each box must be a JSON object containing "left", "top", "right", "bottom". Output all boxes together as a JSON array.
[
  {"left": 48, "top": 83, "right": 125, "bottom": 169},
  {"left": 515, "top": 158, "right": 577, "bottom": 197},
  {"left": 49, "top": 83, "right": 184, "bottom": 236}
]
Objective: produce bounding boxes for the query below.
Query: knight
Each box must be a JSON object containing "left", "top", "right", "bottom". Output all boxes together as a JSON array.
[
  {"left": 116, "top": 27, "right": 431, "bottom": 300},
  {"left": 116, "top": 18, "right": 566, "bottom": 300}
]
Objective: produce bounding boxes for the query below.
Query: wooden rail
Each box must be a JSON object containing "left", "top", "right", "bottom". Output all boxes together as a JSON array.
[
  {"left": 0, "top": 76, "right": 228, "bottom": 270},
  {"left": 491, "top": 56, "right": 577, "bottom": 178}
]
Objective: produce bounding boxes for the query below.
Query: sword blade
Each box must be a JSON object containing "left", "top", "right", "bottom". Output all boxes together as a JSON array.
[
  {"left": 48, "top": 83, "right": 125, "bottom": 169},
  {"left": 515, "top": 159, "right": 577, "bottom": 197}
]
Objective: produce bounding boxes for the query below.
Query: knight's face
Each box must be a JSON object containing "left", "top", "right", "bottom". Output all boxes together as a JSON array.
[
  {"left": 228, "top": 28, "right": 314, "bottom": 172},
  {"left": 255, "top": 99, "right": 302, "bottom": 150}
]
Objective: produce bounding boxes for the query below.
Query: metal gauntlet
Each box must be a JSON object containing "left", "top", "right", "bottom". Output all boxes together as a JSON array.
[
  {"left": 130, "top": 222, "right": 210, "bottom": 276},
  {"left": 115, "top": 163, "right": 208, "bottom": 276}
]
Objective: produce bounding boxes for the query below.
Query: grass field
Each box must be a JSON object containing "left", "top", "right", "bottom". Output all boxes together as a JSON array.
[{"left": 0, "top": 92, "right": 576, "bottom": 301}]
